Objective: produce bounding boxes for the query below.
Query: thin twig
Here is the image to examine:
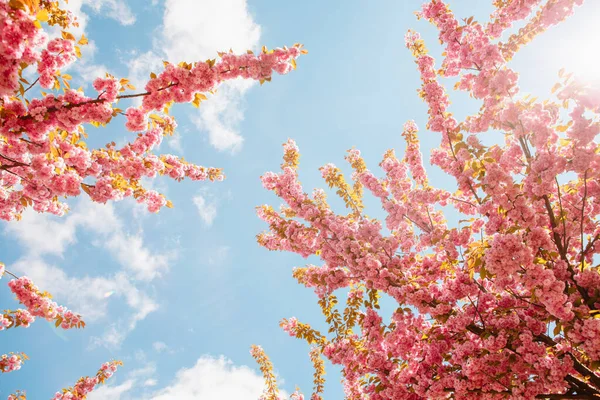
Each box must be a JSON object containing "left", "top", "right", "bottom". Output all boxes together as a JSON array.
[
  {"left": 3, "top": 269, "right": 19, "bottom": 279},
  {"left": 23, "top": 77, "right": 40, "bottom": 94}
]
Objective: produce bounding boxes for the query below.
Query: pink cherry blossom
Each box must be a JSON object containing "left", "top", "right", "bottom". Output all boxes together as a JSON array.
[
  {"left": 51, "top": 361, "right": 121, "bottom": 400},
  {"left": 7, "top": 276, "right": 83, "bottom": 330},
  {"left": 0, "top": 1, "right": 304, "bottom": 221},
  {"left": 0, "top": 353, "right": 25, "bottom": 373}
]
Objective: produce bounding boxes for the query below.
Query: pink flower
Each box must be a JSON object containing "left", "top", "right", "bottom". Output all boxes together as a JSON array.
[
  {"left": 281, "top": 317, "right": 298, "bottom": 337},
  {"left": 0, "top": 353, "right": 24, "bottom": 373},
  {"left": 125, "top": 107, "right": 148, "bottom": 132},
  {"left": 7, "top": 276, "right": 83, "bottom": 330}
]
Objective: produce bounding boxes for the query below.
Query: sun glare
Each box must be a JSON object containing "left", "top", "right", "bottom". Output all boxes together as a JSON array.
[{"left": 551, "top": 5, "right": 600, "bottom": 85}]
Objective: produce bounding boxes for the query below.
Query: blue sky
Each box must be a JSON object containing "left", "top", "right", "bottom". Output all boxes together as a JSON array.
[{"left": 1, "top": 0, "right": 600, "bottom": 398}]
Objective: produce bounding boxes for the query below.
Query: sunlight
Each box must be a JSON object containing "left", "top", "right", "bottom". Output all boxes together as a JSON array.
[
  {"left": 561, "top": 49, "right": 600, "bottom": 85},
  {"left": 552, "top": 6, "right": 600, "bottom": 84}
]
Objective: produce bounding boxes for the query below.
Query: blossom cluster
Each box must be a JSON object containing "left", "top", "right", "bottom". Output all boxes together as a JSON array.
[
  {"left": 129, "top": 46, "right": 304, "bottom": 123},
  {"left": 7, "top": 277, "right": 83, "bottom": 329},
  {"left": 0, "top": 1, "right": 305, "bottom": 220},
  {"left": 0, "top": 45, "right": 303, "bottom": 219},
  {"left": 0, "top": 1, "right": 44, "bottom": 96},
  {"left": 51, "top": 361, "right": 121, "bottom": 400},
  {"left": 38, "top": 38, "right": 77, "bottom": 88},
  {"left": 0, "top": 353, "right": 26, "bottom": 374}
]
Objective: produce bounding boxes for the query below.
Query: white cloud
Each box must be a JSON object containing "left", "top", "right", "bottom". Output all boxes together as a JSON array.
[
  {"left": 129, "top": 363, "right": 157, "bottom": 379},
  {"left": 78, "top": 201, "right": 172, "bottom": 281},
  {"left": 91, "top": 324, "right": 131, "bottom": 349},
  {"left": 208, "top": 246, "right": 230, "bottom": 266},
  {"left": 84, "top": 0, "right": 136, "bottom": 25},
  {"left": 71, "top": 199, "right": 122, "bottom": 235},
  {"left": 159, "top": 0, "right": 260, "bottom": 63},
  {"left": 150, "top": 356, "right": 288, "bottom": 399},
  {"left": 75, "top": 60, "right": 110, "bottom": 84},
  {"left": 63, "top": 0, "right": 136, "bottom": 36},
  {"left": 193, "top": 193, "right": 218, "bottom": 227},
  {"left": 87, "top": 380, "right": 135, "bottom": 400},
  {"left": 105, "top": 233, "right": 170, "bottom": 281},
  {"left": 125, "top": 51, "right": 164, "bottom": 98},
  {"left": 144, "top": 379, "right": 158, "bottom": 387},
  {"left": 7, "top": 200, "right": 172, "bottom": 281},
  {"left": 191, "top": 80, "right": 252, "bottom": 152},
  {"left": 87, "top": 276, "right": 161, "bottom": 347},
  {"left": 153, "top": 341, "right": 168, "bottom": 353},
  {"left": 166, "top": 132, "right": 183, "bottom": 153},
  {"left": 71, "top": 41, "right": 111, "bottom": 86},
  {"left": 5, "top": 212, "right": 77, "bottom": 256}
]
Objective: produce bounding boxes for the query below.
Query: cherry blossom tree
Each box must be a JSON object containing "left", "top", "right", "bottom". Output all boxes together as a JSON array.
[
  {"left": 255, "top": 0, "right": 600, "bottom": 399},
  {"left": 0, "top": 0, "right": 303, "bottom": 397}
]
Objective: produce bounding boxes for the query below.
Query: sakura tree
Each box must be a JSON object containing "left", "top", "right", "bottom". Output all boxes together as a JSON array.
[
  {"left": 255, "top": 0, "right": 600, "bottom": 399},
  {"left": 0, "top": 0, "right": 303, "bottom": 397}
]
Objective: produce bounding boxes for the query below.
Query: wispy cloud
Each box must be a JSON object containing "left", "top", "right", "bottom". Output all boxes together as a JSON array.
[
  {"left": 190, "top": 80, "right": 252, "bottom": 152},
  {"left": 87, "top": 380, "right": 135, "bottom": 400},
  {"left": 8, "top": 200, "right": 173, "bottom": 281},
  {"left": 71, "top": 41, "right": 111, "bottom": 87},
  {"left": 83, "top": 0, "right": 136, "bottom": 25},
  {"left": 144, "top": 379, "right": 158, "bottom": 387},
  {"left": 208, "top": 246, "right": 231, "bottom": 266},
  {"left": 166, "top": 132, "right": 183, "bottom": 153},
  {"left": 105, "top": 233, "right": 171, "bottom": 281},
  {"left": 152, "top": 341, "right": 168, "bottom": 353},
  {"left": 193, "top": 190, "right": 218, "bottom": 227},
  {"left": 125, "top": 51, "right": 164, "bottom": 101},
  {"left": 5, "top": 212, "right": 78, "bottom": 257},
  {"left": 63, "top": 0, "right": 136, "bottom": 36}
]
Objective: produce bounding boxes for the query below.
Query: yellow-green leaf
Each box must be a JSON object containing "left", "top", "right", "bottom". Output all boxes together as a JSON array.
[
  {"left": 61, "top": 31, "right": 76, "bottom": 41},
  {"left": 149, "top": 114, "right": 164, "bottom": 123},
  {"left": 36, "top": 8, "right": 48, "bottom": 22}
]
